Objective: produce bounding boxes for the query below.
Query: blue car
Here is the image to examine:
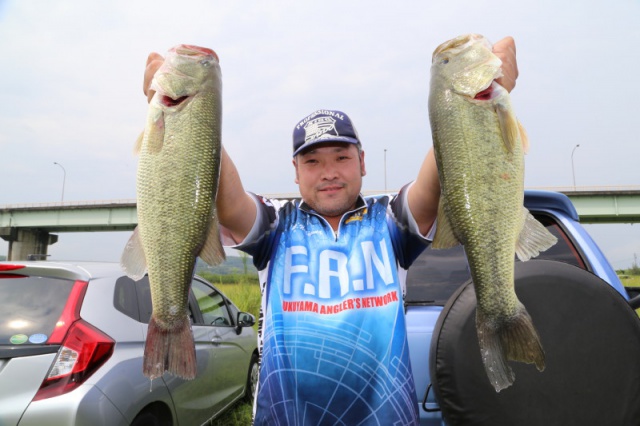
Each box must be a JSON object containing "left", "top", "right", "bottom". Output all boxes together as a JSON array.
[{"left": 405, "top": 190, "right": 640, "bottom": 426}]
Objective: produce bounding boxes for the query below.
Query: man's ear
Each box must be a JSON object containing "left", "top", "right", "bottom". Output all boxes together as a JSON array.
[
  {"left": 293, "top": 158, "right": 299, "bottom": 184},
  {"left": 360, "top": 150, "right": 366, "bottom": 176}
]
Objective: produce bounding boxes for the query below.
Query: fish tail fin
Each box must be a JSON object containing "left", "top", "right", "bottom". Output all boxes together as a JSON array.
[
  {"left": 477, "top": 304, "right": 545, "bottom": 392},
  {"left": 143, "top": 315, "right": 197, "bottom": 380}
]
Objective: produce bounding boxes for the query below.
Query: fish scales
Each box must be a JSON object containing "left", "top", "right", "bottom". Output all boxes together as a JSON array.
[
  {"left": 138, "top": 92, "right": 219, "bottom": 324},
  {"left": 435, "top": 91, "right": 524, "bottom": 316},
  {"left": 121, "top": 45, "right": 225, "bottom": 380},
  {"left": 428, "top": 34, "right": 557, "bottom": 392}
]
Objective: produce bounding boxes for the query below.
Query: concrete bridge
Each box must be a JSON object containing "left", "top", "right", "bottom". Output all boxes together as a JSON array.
[{"left": 1, "top": 186, "right": 639, "bottom": 260}]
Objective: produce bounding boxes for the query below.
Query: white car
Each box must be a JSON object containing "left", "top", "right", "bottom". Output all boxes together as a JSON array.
[{"left": 0, "top": 261, "right": 258, "bottom": 426}]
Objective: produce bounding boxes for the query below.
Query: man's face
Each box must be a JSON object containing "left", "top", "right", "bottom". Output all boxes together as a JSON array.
[{"left": 293, "top": 143, "right": 366, "bottom": 220}]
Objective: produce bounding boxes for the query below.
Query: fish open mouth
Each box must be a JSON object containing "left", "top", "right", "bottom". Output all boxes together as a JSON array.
[
  {"left": 474, "top": 85, "right": 494, "bottom": 101},
  {"left": 159, "top": 95, "right": 190, "bottom": 108}
]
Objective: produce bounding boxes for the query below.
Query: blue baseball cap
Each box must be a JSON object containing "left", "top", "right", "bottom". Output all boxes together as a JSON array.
[{"left": 292, "top": 109, "right": 361, "bottom": 156}]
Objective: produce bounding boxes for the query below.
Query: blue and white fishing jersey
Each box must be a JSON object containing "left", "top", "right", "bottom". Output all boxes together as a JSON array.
[{"left": 230, "top": 186, "right": 430, "bottom": 426}]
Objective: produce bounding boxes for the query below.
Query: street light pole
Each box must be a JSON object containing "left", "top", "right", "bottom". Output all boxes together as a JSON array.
[
  {"left": 384, "top": 149, "right": 388, "bottom": 192},
  {"left": 53, "top": 162, "right": 66, "bottom": 202},
  {"left": 571, "top": 144, "right": 580, "bottom": 190}
]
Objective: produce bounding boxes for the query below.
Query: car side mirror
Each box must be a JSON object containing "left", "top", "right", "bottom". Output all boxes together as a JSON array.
[{"left": 236, "top": 312, "right": 256, "bottom": 332}]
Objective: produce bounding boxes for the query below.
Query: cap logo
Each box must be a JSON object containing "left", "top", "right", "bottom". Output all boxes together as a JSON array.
[
  {"left": 304, "top": 116, "right": 337, "bottom": 143},
  {"left": 292, "top": 109, "right": 358, "bottom": 156}
]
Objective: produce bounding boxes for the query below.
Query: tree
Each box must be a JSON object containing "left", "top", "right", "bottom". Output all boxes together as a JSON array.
[
  {"left": 631, "top": 253, "right": 640, "bottom": 275},
  {"left": 240, "top": 251, "right": 249, "bottom": 275}
]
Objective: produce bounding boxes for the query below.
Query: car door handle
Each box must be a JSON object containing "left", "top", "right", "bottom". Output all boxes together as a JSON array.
[{"left": 211, "top": 338, "right": 222, "bottom": 345}]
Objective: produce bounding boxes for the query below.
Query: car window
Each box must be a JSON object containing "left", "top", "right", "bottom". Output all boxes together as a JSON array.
[
  {"left": 134, "top": 277, "right": 154, "bottom": 324},
  {"left": 114, "top": 276, "right": 141, "bottom": 322},
  {"left": 226, "top": 298, "right": 240, "bottom": 322},
  {"left": 0, "top": 276, "right": 75, "bottom": 345},
  {"left": 191, "top": 280, "right": 232, "bottom": 326},
  {"left": 405, "top": 212, "right": 587, "bottom": 305},
  {"left": 531, "top": 214, "right": 586, "bottom": 269},
  {"left": 406, "top": 245, "right": 470, "bottom": 306},
  {"left": 114, "top": 275, "right": 153, "bottom": 323},
  {"left": 116, "top": 276, "right": 207, "bottom": 325}
]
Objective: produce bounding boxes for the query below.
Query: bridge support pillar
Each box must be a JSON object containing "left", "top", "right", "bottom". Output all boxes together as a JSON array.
[{"left": 0, "top": 227, "right": 58, "bottom": 261}]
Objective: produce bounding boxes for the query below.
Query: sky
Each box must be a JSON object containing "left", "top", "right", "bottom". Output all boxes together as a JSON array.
[{"left": 0, "top": 0, "right": 638, "bottom": 269}]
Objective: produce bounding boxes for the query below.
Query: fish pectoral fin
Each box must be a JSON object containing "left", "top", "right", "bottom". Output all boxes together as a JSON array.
[
  {"left": 134, "top": 131, "right": 144, "bottom": 155},
  {"left": 431, "top": 200, "right": 461, "bottom": 249},
  {"left": 518, "top": 120, "right": 530, "bottom": 154},
  {"left": 515, "top": 207, "right": 558, "bottom": 261},
  {"left": 199, "top": 215, "right": 226, "bottom": 267},
  {"left": 145, "top": 107, "right": 166, "bottom": 154},
  {"left": 496, "top": 102, "right": 520, "bottom": 153},
  {"left": 120, "top": 226, "right": 147, "bottom": 280}
]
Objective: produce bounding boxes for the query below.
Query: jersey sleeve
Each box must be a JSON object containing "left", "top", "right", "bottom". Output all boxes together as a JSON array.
[
  {"left": 220, "top": 192, "right": 282, "bottom": 271},
  {"left": 387, "top": 182, "right": 434, "bottom": 269}
]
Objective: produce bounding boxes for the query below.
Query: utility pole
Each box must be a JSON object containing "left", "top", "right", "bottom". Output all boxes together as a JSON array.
[
  {"left": 53, "top": 162, "right": 66, "bottom": 202},
  {"left": 384, "top": 149, "right": 387, "bottom": 192},
  {"left": 571, "top": 144, "right": 580, "bottom": 190}
]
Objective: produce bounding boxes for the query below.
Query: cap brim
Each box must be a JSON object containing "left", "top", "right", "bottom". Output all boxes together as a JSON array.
[{"left": 293, "top": 136, "right": 360, "bottom": 157}]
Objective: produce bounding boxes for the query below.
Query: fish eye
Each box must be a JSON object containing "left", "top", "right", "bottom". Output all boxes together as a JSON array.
[
  {"left": 200, "top": 59, "right": 211, "bottom": 68},
  {"left": 441, "top": 58, "right": 449, "bottom": 65}
]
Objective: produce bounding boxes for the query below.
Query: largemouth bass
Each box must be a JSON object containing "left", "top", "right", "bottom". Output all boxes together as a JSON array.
[
  {"left": 428, "top": 34, "right": 557, "bottom": 392},
  {"left": 121, "top": 44, "right": 225, "bottom": 380}
]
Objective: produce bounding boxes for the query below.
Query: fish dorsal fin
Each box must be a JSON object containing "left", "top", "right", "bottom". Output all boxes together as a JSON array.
[
  {"left": 496, "top": 102, "right": 520, "bottom": 154},
  {"left": 515, "top": 207, "right": 558, "bottom": 261},
  {"left": 120, "top": 226, "right": 147, "bottom": 280},
  {"left": 199, "top": 212, "right": 226, "bottom": 266},
  {"left": 431, "top": 199, "right": 462, "bottom": 249}
]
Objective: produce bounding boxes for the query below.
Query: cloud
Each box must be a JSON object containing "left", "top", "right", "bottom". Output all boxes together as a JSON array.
[{"left": 1, "top": 0, "right": 638, "bottom": 265}]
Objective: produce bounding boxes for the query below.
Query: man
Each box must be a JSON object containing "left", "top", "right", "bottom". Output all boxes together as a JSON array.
[{"left": 143, "top": 37, "right": 518, "bottom": 425}]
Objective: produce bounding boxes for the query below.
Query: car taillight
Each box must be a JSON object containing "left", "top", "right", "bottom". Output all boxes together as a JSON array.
[
  {"left": 0, "top": 264, "right": 25, "bottom": 271},
  {"left": 32, "top": 280, "right": 115, "bottom": 401},
  {"left": 0, "top": 264, "right": 26, "bottom": 279}
]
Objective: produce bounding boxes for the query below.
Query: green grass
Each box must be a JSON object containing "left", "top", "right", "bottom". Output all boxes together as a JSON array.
[
  {"left": 618, "top": 273, "right": 640, "bottom": 316},
  {"left": 213, "top": 279, "right": 261, "bottom": 324},
  {"left": 620, "top": 274, "right": 640, "bottom": 287},
  {"left": 205, "top": 275, "right": 260, "bottom": 425},
  {"left": 211, "top": 400, "right": 253, "bottom": 425}
]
